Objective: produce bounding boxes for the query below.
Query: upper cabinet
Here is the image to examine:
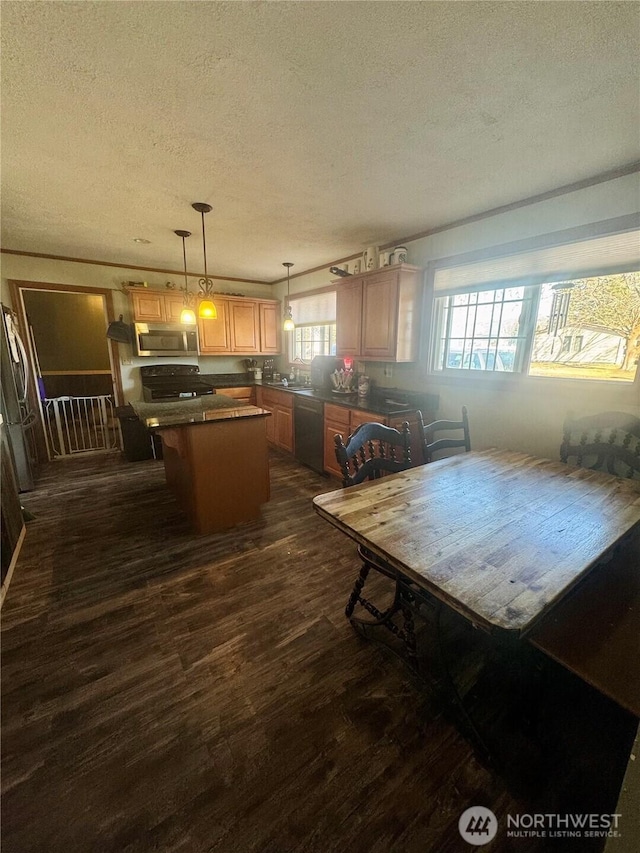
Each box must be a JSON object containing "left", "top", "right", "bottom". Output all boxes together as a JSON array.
[
  {"left": 199, "top": 296, "right": 281, "bottom": 356},
  {"left": 130, "top": 290, "right": 192, "bottom": 324},
  {"left": 165, "top": 293, "right": 188, "bottom": 323},
  {"left": 229, "top": 300, "right": 260, "bottom": 353},
  {"left": 197, "top": 297, "right": 231, "bottom": 353},
  {"left": 130, "top": 289, "right": 281, "bottom": 356},
  {"left": 335, "top": 278, "right": 363, "bottom": 359},
  {"left": 258, "top": 302, "right": 280, "bottom": 354},
  {"left": 335, "top": 264, "right": 423, "bottom": 362}
]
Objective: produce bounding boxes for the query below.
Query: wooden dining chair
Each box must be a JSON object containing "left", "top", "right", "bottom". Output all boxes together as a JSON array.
[
  {"left": 416, "top": 406, "right": 470, "bottom": 464},
  {"left": 333, "top": 420, "right": 419, "bottom": 660},
  {"left": 334, "top": 420, "right": 412, "bottom": 487},
  {"left": 560, "top": 411, "right": 640, "bottom": 479}
]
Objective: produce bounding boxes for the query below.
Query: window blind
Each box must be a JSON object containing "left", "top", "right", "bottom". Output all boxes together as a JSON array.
[
  {"left": 288, "top": 289, "right": 336, "bottom": 324},
  {"left": 434, "top": 228, "right": 640, "bottom": 293}
]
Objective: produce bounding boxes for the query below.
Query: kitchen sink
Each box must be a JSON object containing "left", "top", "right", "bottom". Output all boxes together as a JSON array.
[{"left": 263, "top": 381, "right": 309, "bottom": 390}]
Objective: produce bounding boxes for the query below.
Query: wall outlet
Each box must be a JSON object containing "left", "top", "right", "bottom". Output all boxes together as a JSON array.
[
  {"left": 120, "top": 356, "right": 132, "bottom": 366},
  {"left": 383, "top": 365, "right": 393, "bottom": 378},
  {"left": 356, "top": 362, "right": 365, "bottom": 374}
]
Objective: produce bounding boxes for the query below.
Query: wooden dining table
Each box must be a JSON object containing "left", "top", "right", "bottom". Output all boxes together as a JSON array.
[{"left": 313, "top": 449, "right": 640, "bottom": 639}]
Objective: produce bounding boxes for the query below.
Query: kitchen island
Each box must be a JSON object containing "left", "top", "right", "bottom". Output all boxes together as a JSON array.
[{"left": 146, "top": 406, "right": 271, "bottom": 535}]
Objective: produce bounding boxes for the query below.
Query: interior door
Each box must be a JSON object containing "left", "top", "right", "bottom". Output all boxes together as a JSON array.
[{"left": 9, "top": 281, "right": 124, "bottom": 462}]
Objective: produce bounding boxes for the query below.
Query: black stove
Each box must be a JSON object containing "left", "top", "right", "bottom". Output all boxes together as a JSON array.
[{"left": 140, "top": 364, "right": 215, "bottom": 402}]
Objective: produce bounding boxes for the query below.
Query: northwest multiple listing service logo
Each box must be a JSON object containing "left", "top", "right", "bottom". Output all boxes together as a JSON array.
[
  {"left": 458, "top": 808, "right": 498, "bottom": 845},
  {"left": 458, "top": 807, "right": 622, "bottom": 846}
]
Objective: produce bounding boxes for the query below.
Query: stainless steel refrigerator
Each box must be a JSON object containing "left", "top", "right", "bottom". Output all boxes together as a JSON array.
[{"left": 1, "top": 305, "right": 37, "bottom": 491}]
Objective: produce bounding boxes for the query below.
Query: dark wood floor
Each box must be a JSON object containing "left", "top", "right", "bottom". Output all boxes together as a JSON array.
[{"left": 2, "top": 450, "right": 636, "bottom": 852}]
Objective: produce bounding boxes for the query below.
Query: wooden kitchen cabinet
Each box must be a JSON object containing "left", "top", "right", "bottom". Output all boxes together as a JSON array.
[
  {"left": 388, "top": 412, "right": 423, "bottom": 466},
  {"left": 323, "top": 402, "right": 424, "bottom": 476},
  {"left": 200, "top": 297, "right": 280, "bottom": 356},
  {"left": 130, "top": 290, "right": 188, "bottom": 323},
  {"left": 219, "top": 386, "right": 256, "bottom": 405},
  {"left": 335, "top": 264, "right": 422, "bottom": 362},
  {"left": 198, "top": 298, "right": 231, "bottom": 354},
  {"left": 275, "top": 403, "right": 294, "bottom": 452},
  {"left": 323, "top": 404, "right": 383, "bottom": 478},
  {"left": 335, "top": 278, "right": 363, "bottom": 359},
  {"left": 130, "top": 290, "right": 167, "bottom": 322},
  {"left": 165, "top": 293, "right": 189, "bottom": 323},
  {"left": 256, "top": 388, "right": 276, "bottom": 445},
  {"left": 256, "top": 386, "right": 294, "bottom": 452},
  {"left": 229, "top": 300, "right": 260, "bottom": 353},
  {"left": 348, "top": 407, "right": 379, "bottom": 433},
  {"left": 259, "top": 302, "right": 280, "bottom": 355},
  {"left": 130, "top": 289, "right": 280, "bottom": 356},
  {"left": 323, "top": 403, "right": 350, "bottom": 478}
]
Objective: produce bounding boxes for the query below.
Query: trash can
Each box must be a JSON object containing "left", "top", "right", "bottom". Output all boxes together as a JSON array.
[{"left": 115, "top": 405, "right": 162, "bottom": 462}]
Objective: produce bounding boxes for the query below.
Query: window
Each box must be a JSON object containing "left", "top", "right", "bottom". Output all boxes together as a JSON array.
[
  {"left": 529, "top": 275, "right": 638, "bottom": 381},
  {"left": 430, "top": 223, "right": 640, "bottom": 383},
  {"left": 293, "top": 324, "right": 336, "bottom": 361},
  {"left": 287, "top": 287, "right": 336, "bottom": 363},
  {"left": 436, "top": 286, "right": 534, "bottom": 374}
]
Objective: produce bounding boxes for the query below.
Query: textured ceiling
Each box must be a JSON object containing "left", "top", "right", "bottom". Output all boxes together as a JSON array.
[{"left": 2, "top": 1, "right": 639, "bottom": 283}]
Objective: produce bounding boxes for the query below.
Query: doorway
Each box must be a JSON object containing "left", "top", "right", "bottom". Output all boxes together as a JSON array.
[{"left": 9, "top": 280, "right": 124, "bottom": 461}]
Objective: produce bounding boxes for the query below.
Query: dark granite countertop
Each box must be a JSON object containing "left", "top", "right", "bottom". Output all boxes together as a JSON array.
[
  {"left": 129, "top": 393, "right": 243, "bottom": 421},
  {"left": 257, "top": 383, "right": 439, "bottom": 417},
  {"left": 145, "top": 405, "right": 270, "bottom": 430},
  {"left": 199, "top": 372, "right": 256, "bottom": 388},
  {"left": 137, "top": 373, "right": 439, "bottom": 419}
]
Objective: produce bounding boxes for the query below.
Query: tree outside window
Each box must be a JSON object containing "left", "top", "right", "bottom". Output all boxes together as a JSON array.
[{"left": 530, "top": 272, "right": 640, "bottom": 381}]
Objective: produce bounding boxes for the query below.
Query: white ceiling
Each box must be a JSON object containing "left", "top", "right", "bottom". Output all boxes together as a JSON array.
[{"left": 2, "top": 1, "right": 639, "bottom": 284}]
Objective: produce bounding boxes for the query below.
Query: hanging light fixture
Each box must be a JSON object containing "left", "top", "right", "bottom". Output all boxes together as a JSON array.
[
  {"left": 192, "top": 202, "right": 218, "bottom": 319},
  {"left": 282, "top": 262, "right": 295, "bottom": 331},
  {"left": 175, "top": 229, "right": 196, "bottom": 325}
]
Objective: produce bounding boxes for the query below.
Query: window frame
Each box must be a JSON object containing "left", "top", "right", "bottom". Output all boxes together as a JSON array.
[{"left": 425, "top": 215, "right": 640, "bottom": 392}]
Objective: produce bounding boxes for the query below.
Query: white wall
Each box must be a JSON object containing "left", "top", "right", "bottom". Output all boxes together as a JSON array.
[
  {"left": 0, "top": 254, "right": 276, "bottom": 401},
  {"left": 283, "top": 172, "right": 640, "bottom": 460}
]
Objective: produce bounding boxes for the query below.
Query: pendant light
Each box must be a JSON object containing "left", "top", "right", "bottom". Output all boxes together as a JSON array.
[
  {"left": 282, "top": 262, "right": 295, "bottom": 331},
  {"left": 175, "top": 230, "right": 196, "bottom": 325},
  {"left": 192, "top": 202, "right": 218, "bottom": 319}
]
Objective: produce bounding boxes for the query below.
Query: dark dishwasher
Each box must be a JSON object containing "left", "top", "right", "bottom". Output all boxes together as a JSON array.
[{"left": 294, "top": 395, "right": 325, "bottom": 474}]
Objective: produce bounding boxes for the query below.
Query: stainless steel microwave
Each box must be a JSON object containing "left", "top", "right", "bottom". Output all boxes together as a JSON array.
[{"left": 134, "top": 323, "right": 198, "bottom": 357}]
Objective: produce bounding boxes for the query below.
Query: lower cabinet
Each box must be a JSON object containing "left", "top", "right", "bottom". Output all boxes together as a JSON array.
[
  {"left": 253, "top": 390, "right": 433, "bottom": 475},
  {"left": 388, "top": 412, "right": 423, "bottom": 467},
  {"left": 274, "top": 403, "right": 294, "bottom": 452},
  {"left": 256, "top": 387, "right": 294, "bottom": 453},
  {"left": 324, "top": 404, "right": 384, "bottom": 478},
  {"left": 348, "top": 407, "right": 379, "bottom": 434},
  {"left": 323, "top": 404, "right": 426, "bottom": 477},
  {"left": 323, "top": 404, "right": 350, "bottom": 478},
  {"left": 218, "top": 386, "right": 256, "bottom": 405}
]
